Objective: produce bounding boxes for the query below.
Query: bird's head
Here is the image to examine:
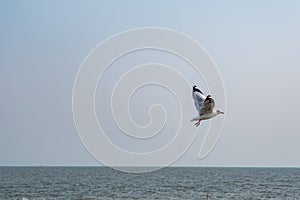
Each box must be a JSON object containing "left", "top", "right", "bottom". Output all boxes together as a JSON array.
[
  {"left": 192, "top": 85, "right": 197, "bottom": 91},
  {"left": 217, "top": 110, "right": 224, "bottom": 115},
  {"left": 207, "top": 95, "right": 211, "bottom": 98}
]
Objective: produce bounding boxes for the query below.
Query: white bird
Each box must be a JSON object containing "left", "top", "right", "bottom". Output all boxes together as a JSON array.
[{"left": 191, "top": 85, "right": 224, "bottom": 127}]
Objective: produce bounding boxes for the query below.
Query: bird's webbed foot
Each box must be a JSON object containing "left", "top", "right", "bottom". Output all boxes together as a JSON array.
[{"left": 195, "top": 120, "right": 201, "bottom": 127}]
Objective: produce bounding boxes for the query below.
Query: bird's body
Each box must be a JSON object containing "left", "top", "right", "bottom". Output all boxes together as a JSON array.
[
  {"left": 192, "top": 111, "right": 220, "bottom": 121},
  {"left": 191, "top": 85, "right": 224, "bottom": 127}
]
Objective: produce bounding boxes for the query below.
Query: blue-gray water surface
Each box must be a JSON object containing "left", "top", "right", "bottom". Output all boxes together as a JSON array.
[{"left": 0, "top": 167, "right": 300, "bottom": 199}]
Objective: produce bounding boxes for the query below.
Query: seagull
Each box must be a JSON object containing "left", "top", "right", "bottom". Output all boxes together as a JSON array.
[{"left": 191, "top": 85, "right": 224, "bottom": 127}]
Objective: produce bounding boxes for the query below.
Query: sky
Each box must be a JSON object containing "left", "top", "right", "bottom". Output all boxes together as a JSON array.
[{"left": 1, "top": 0, "right": 300, "bottom": 167}]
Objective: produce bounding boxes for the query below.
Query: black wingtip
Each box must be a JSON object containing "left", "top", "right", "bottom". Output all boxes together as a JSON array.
[{"left": 193, "top": 85, "right": 203, "bottom": 94}]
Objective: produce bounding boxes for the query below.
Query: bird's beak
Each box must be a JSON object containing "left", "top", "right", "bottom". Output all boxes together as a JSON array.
[{"left": 220, "top": 111, "right": 224, "bottom": 114}]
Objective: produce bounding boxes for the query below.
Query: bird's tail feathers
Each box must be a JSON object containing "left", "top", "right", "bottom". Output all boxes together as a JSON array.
[{"left": 191, "top": 116, "right": 200, "bottom": 121}]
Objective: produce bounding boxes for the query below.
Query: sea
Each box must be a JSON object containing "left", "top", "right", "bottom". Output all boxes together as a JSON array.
[{"left": 0, "top": 167, "right": 300, "bottom": 199}]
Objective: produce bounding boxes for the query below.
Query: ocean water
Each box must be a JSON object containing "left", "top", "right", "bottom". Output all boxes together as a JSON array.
[{"left": 0, "top": 167, "right": 300, "bottom": 199}]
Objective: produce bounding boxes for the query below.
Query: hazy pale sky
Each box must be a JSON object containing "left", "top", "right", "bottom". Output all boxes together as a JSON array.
[{"left": 1, "top": 0, "right": 300, "bottom": 167}]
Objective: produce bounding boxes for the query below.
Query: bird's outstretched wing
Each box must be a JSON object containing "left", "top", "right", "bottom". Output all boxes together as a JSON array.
[
  {"left": 200, "top": 98, "right": 215, "bottom": 115},
  {"left": 193, "top": 91, "right": 206, "bottom": 114}
]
